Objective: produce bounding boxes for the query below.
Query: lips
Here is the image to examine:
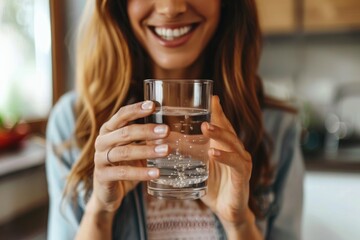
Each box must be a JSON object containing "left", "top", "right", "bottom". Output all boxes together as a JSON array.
[{"left": 148, "top": 23, "right": 199, "bottom": 48}]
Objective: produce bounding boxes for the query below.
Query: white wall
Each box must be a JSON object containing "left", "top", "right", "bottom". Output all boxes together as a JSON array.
[
  {"left": 303, "top": 171, "right": 360, "bottom": 240},
  {"left": 260, "top": 35, "right": 360, "bottom": 121},
  {"left": 260, "top": 35, "right": 360, "bottom": 82}
]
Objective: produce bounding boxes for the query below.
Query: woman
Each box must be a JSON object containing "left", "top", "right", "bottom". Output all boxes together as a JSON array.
[{"left": 46, "top": 0, "right": 304, "bottom": 239}]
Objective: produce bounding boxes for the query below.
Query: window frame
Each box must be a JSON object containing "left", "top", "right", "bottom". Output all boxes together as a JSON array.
[{"left": 27, "top": 0, "right": 66, "bottom": 135}]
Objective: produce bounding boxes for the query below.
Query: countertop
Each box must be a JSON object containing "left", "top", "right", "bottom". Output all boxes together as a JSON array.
[
  {"left": 0, "top": 137, "right": 46, "bottom": 179},
  {"left": 304, "top": 148, "right": 360, "bottom": 172}
]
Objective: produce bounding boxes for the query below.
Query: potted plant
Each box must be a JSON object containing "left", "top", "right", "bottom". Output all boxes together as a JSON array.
[{"left": 0, "top": 113, "right": 29, "bottom": 151}]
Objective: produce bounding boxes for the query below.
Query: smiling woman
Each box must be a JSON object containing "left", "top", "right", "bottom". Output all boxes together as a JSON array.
[
  {"left": 46, "top": 1, "right": 304, "bottom": 240},
  {"left": 127, "top": 0, "right": 221, "bottom": 77}
]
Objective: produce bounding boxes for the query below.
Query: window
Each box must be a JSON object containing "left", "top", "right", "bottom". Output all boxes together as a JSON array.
[{"left": 0, "top": 0, "right": 52, "bottom": 127}]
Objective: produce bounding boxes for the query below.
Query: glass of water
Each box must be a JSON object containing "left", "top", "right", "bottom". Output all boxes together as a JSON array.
[{"left": 144, "top": 79, "right": 213, "bottom": 199}]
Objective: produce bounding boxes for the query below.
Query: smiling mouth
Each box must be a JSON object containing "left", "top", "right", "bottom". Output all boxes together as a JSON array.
[{"left": 149, "top": 23, "right": 199, "bottom": 41}]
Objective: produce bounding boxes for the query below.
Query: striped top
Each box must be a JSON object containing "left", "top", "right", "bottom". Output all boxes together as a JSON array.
[{"left": 146, "top": 193, "right": 218, "bottom": 239}]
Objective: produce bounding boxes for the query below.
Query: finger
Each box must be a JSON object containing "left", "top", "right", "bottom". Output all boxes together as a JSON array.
[
  {"left": 96, "top": 124, "right": 169, "bottom": 150},
  {"left": 211, "top": 96, "right": 236, "bottom": 134},
  {"left": 208, "top": 148, "right": 252, "bottom": 170},
  {"left": 100, "top": 144, "right": 169, "bottom": 166},
  {"left": 201, "top": 122, "right": 244, "bottom": 154},
  {"left": 97, "top": 166, "right": 160, "bottom": 182},
  {"left": 100, "top": 101, "right": 155, "bottom": 134}
]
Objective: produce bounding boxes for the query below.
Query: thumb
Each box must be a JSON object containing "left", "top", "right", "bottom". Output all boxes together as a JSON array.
[{"left": 211, "top": 95, "right": 236, "bottom": 134}]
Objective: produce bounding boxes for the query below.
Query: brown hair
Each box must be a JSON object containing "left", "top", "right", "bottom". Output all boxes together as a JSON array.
[{"left": 65, "top": 0, "right": 291, "bottom": 218}]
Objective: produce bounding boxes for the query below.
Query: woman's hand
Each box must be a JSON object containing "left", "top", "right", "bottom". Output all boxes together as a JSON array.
[
  {"left": 201, "top": 96, "right": 262, "bottom": 239},
  {"left": 89, "top": 101, "right": 170, "bottom": 214}
]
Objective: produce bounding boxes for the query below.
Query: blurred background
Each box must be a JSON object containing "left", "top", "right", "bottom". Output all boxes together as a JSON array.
[{"left": 0, "top": 0, "right": 359, "bottom": 239}]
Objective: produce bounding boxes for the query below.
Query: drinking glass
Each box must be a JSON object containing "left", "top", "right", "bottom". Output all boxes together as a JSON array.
[{"left": 144, "top": 79, "right": 213, "bottom": 199}]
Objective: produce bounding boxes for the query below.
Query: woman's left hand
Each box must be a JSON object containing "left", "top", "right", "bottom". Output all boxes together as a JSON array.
[{"left": 200, "top": 96, "right": 257, "bottom": 236}]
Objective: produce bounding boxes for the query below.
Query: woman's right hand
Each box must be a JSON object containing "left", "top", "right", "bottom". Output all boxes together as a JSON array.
[{"left": 88, "top": 100, "right": 169, "bottom": 214}]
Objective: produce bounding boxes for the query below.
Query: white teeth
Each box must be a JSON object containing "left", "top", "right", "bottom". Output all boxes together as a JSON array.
[
  {"left": 155, "top": 28, "right": 162, "bottom": 36},
  {"left": 154, "top": 26, "right": 192, "bottom": 40},
  {"left": 173, "top": 29, "right": 180, "bottom": 37},
  {"left": 166, "top": 29, "right": 172, "bottom": 38}
]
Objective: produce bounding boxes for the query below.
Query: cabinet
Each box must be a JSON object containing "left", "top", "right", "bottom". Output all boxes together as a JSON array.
[
  {"left": 304, "top": 0, "right": 360, "bottom": 32},
  {"left": 256, "top": 0, "right": 297, "bottom": 34},
  {"left": 256, "top": 0, "right": 360, "bottom": 35}
]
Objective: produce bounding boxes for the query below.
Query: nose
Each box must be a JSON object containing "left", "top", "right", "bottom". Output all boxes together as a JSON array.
[{"left": 155, "top": 0, "right": 187, "bottom": 18}]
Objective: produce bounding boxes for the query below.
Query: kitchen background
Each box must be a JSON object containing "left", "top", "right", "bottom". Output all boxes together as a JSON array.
[{"left": 0, "top": 0, "right": 359, "bottom": 239}]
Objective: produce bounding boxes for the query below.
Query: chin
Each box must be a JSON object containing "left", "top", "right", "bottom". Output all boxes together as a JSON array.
[{"left": 153, "top": 55, "right": 199, "bottom": 74}]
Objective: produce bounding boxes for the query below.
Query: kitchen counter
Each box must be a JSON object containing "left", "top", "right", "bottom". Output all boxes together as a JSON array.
[
  {"left": 0, "top": 138, "right": 48, "bottom": 225},
  {"left": 304, "top": 149, "right": 360, "bottom": 172},
  {"left": 0, "top": 137, "right": 46, "bottom": 179}
]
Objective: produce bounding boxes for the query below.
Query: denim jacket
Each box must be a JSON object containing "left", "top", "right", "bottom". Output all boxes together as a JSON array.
[{"left": 46, "top": 92, "right": 304, "bottom": 240}]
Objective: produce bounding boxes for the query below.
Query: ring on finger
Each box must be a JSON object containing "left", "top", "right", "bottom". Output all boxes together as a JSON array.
[{"left": 106, "top": 147, "right": 116, "bottom": 166}]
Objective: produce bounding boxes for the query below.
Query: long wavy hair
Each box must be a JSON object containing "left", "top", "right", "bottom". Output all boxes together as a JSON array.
[{"left": 65, "top": 0, "right": 290, "bottom": 218}]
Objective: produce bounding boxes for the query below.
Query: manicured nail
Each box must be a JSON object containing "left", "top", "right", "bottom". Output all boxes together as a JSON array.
[
  {"left": 148, "top": 169, "right": 159, "bottom": 177},
  {"left": 154, "top": 125, "right": 168, "bottom": 134},
  {"left": 206, "top": 122, "right": 215, "bottom": 131},
  {"left": 141, "top": 101, "right": 153, "bottom": 110},
  {"left": 155, "top": 144, "right": 168, "bottom": 153},
  {"left": 211, "top": 148, "right": 221, "bottom": 157}
]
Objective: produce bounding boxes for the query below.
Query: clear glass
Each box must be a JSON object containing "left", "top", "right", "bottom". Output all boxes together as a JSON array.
[
  {"left": 144, "top": 79, "right": 213, "bottom": 199},
  {"left": 0, "top": 0, "right": 52, "bottom": 125}
]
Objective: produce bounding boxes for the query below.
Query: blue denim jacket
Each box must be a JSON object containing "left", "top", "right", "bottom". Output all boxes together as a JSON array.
[{"left": 46, "top": 92, "right": 304, "bottom": 240}]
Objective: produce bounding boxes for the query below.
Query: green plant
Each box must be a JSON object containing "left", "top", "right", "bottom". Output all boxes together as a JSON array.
[{"left": 0, "top": 114, "right": 4, "bottom": 129}]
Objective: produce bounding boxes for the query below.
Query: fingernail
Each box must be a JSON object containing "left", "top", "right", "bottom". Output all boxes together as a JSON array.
[
  {"left": 141, "top": 101, "right": 153, "bottom": 110},
  {"left": 211, "top": 148, "right": 221, "bottom": 156},
  {"left": 155, "top": 144, "right": 168, "bottom": 153},
  {"left": 206, "top": 122, "right": 215, "bottom": 131},
  {"left": 148, "top": 169, "right": 159, "bottom": 177},
  {"left": 154, "top": 125, "right": 168, "bottom": 134}
]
